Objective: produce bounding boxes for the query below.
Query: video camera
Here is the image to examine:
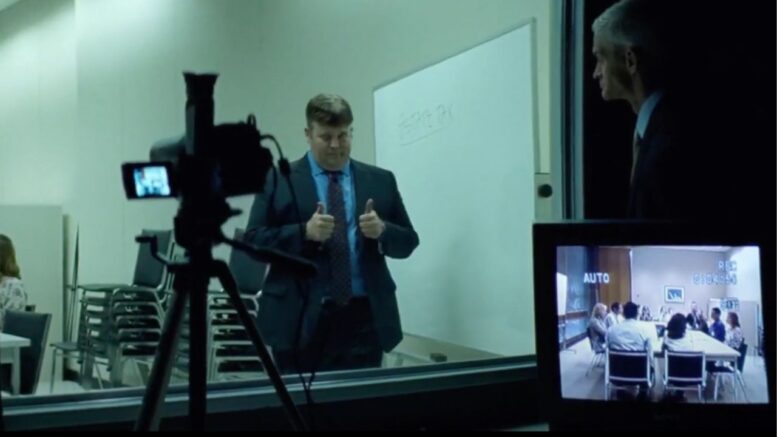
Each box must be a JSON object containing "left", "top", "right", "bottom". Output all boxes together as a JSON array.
[{"left": 121, "top": 72, "right": 274, "bottom": 202}]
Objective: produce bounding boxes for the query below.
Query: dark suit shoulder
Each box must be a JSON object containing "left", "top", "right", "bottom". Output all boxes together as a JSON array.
[{"left": 351, "top": 159, "right": 394, "bottom": 179}]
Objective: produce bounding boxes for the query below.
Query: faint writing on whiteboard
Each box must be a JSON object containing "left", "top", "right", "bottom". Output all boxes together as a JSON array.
[{"left": 398, "top": 104, "right": 454, "bottom": 145}]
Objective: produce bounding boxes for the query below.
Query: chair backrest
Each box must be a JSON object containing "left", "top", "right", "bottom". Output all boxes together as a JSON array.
[
  {"left": 665, "top": 350, "right": 705, "bottom": 383},
  {"left": 3, "top": 310, "right": 52, "bottom": 394},
  {"left": 737, "top": 343, "right": 748, "bottom": 372},
  {"left": 132, "top": 229, "right": 173, "bottom": 288},
  {"left": 228, "top": 228, "right": 267, "bottom": 295},
  {"left": 607, "top": 349, "right": 650, "bottom": 383},
  {"left": 587, "top": 326, "right": 604, "bottom": 354}
]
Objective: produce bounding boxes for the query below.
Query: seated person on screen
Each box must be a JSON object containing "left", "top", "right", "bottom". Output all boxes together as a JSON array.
[
  {"left": 605, "top": 302, "right": 622, "bottom": 329},
  {"left": 709, "top": 307, "right": 726, "bottom": 343},
  {"left": 607, "top": 301, "right": 655, "bottom": 395},
  {"left": 0, "top": 234, "right": 28, "bottom": 331},
  {"left": 663, "top": 312, "right": 695, "bottom": 401},
  {"left": 725, "top": 312, "right": 744, "bottom": 351},
  {"left": 638, "top": 304, "right": 653, "bottom": 321},
  {"left": 658, "top": 305, "right": 674, "bottom": 323},
  {"left": 588, "top": 303, "right": 608, "bottom": 352},
  {"left": 664, "top": 313, "right": 693, "bottom": 352},
  {"left": 686, "top": 301, "right": 703, "bottom": 329},
  {"left": 691, "top": 312, "right": 710, "bottom": 335}
]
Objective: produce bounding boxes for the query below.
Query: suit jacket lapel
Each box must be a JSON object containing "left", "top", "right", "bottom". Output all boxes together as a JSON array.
[
  {"left": 351, "top": 160, "right": 371, "bottom": 253},
  {"left": 351, "top": 160, "right": 369, "bottom": 219},
  {"left": 289, "top": 156, "right": 318, "bottom": 220}
]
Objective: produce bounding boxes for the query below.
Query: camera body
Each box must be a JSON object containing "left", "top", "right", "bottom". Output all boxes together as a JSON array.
[{"left": 121, "top": 72, "right": 273, "bottom": 202}]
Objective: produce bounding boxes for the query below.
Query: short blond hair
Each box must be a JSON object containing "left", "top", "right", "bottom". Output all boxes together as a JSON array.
[{"left": 306, "top": 94, "right": 353, "bottom": 127}]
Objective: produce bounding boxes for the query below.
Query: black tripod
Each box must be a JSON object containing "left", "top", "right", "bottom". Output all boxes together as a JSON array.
[{"left": 133, "top": 198, "right": 313, "bottom": 431}]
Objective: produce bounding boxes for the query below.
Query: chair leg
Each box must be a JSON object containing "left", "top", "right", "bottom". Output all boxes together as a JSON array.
[
  {"left": 94, "top": 361, "right": 105, "bottom": 390},
  {"left": 49, "top": 351, "right": 58, "bottom": 394},
  {"left": 604, "top": 383, "right": 609, "bottom": 401},
  {"left": 133, "top": 359, "right": 144, "bottom": 386},
  {"left": 737, "top": 371, "right": 747, "bottom": 388},
  {"left": 713, "top": 374, "right": 719, "bottom": 401}
]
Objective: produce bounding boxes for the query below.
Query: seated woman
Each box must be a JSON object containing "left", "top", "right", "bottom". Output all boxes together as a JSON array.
[
  {"left": 664, "top": 313, "right": 693, "bottom": 351},
  {"left": 638, "top": 305, "right": 653, "bottom": 321},
  {"left": 663, "top": 313, "right": 695, "bottom": 401},
  {"left": 0, "top": 234, "right": 28, "bottom": 331},
  {"left": 725, "top": 312, "right": 744, "bottom": 351},
  {"left": 587, "top": 303, "right": 608, "bottom": 353}
]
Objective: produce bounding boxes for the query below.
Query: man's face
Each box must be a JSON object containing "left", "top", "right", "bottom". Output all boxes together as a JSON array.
[
  {"left": 306, "top": 121, "right": 353, "bottom": 171},
  {"left": 592, "top": 34, "right": 632, "bottom": 101}
]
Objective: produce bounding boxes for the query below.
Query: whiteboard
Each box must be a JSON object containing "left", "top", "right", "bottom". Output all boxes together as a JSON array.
[{"left": 374, "top": 22, "right": 537, "bottom": 356}]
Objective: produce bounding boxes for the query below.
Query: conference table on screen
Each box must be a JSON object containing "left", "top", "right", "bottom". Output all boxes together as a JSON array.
[
  {"left": 605, "top": 321, "right": 741, "bottom": 400},
  {"left": 0, "top": 332, "right": 31, "bottom": 395},
  {"left": 643, "top": 322, "right": 740, "bottom": 363}
]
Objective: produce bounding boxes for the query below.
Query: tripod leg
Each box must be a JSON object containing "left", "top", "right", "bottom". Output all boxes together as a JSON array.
[
  {"left": 212, "top": 261, "right": 308, "bottom": 431},
  {"left": 134, "top": 288, "right": 188, "bottom": 431},
  {"left": 188, "top": 264, "right": 209, "bottom": 432}
]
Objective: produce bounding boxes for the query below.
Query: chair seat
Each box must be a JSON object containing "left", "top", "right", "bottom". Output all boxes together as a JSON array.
[
  {"left": 666, "top": 379, "right": 704, "bottom": 387},
  {"left": 79, "top": 283, "right": 129, "bottom": 292},
  {"left": 50, "top": 341, "right": 80, "bottom": 352}
]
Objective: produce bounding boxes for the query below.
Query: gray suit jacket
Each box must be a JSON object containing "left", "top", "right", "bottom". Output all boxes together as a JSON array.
[{"left": 245, "top": 156, "right": 419, "bottom": 352}]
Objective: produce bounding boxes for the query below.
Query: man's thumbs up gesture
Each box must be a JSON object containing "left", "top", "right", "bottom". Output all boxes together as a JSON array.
[
  {"left": 359, "top": 198, "right": 385, "bottom": 239},
  {"left": 305, "top": 202, "right": 335, "bottom": 242}
]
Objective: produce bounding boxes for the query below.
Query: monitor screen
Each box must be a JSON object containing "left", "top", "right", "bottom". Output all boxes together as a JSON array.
[
  {"left": 133, "top": 165, "right": 173, "bottom": 198},
  {"left": 533, "top": 222, "right": 775, "bottom": 432},
  {"left": 556, "top": 245, "right": 768, "bottom": 405}
]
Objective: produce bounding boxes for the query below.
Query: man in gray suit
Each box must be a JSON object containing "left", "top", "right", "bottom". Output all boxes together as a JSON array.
[{"left": 245, "top": 93, "right": 419, "bottom": 373}]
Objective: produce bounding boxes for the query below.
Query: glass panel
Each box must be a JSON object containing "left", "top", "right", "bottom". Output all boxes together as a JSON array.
[{"left": 0, "top": 0, "right": 558, "bottom": 404}]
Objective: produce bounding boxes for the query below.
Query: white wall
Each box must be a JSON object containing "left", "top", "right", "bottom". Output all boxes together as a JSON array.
[
  {"left": 1, "top": 0, "right": 557, "bottom": 354},
  {"left": 630, "top": 247, "right": 728, "bottom": 316},
  {"left": 0, "top": 0, "right": 77, "bottom": 205},
  {"left": 726, "top": 247, "right": 762, "bottom": 303}
]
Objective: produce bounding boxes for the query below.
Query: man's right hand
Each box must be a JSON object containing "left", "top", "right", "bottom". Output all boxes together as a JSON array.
[{"left": 305, "top": 202, "right": 335, "bottom": 242}]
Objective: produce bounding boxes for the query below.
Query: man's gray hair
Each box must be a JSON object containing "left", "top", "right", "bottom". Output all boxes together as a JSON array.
[
  {"left": 593, "top": 0, "right": 669, "bottom": 51},
  {"left": 593, "top": 0, "right": 671, "bottom": 84}
]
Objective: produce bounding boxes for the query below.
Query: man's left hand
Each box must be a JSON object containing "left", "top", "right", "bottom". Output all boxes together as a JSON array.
[{"left": 359, "top": 198, "right": 385, "bottom": 239}]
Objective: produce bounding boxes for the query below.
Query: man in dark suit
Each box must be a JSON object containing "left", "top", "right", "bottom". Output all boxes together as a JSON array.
[
  {"left": 591, "top": 0, "right": 679, "bottom": 219},
  {"left": 589, "top": 0, "right": 750, "bottom": 220},
  {"left": 245, "top": 93, "right": 419, "bottom": 373}
]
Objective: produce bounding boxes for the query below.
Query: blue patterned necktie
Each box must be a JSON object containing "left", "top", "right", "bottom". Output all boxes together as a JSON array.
[{"left": 326, "top": 171, "right": 352, "bottom": 305}]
